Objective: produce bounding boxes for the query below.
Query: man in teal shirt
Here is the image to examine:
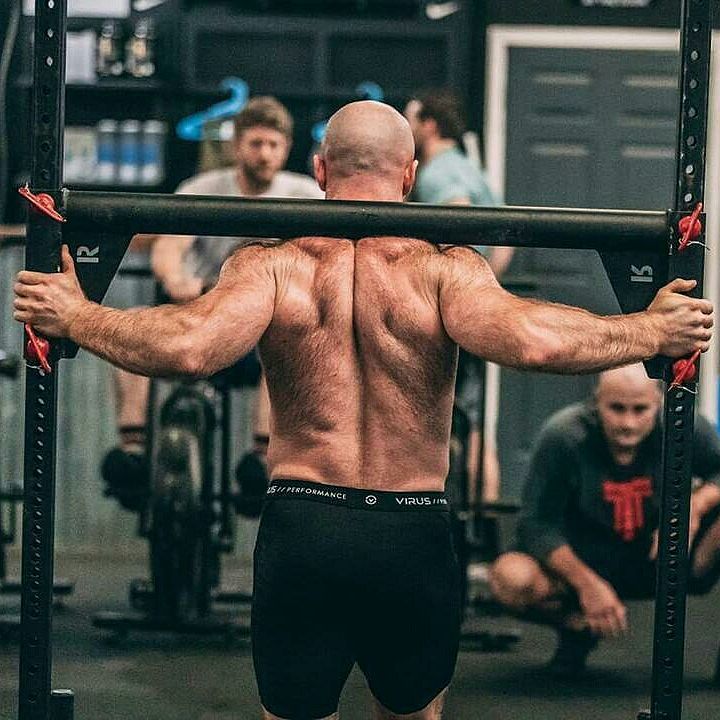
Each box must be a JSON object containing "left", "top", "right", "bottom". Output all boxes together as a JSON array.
[
  {"left": 415, "top": 144, "right": 496, "bottom": 206},
  {"left": 404, "top": 88, "right": 513, "bottom": 278},
  {"left": 405, "top": 89, "right": 512, "bottom": 498}
]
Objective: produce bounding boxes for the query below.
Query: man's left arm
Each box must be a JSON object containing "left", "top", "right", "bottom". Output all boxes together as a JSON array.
[
  {"left": 649, "top": 416, "right": 720, "bottom": 560},
  {"left": 14, "top": 244, "right": 276, "bottom": 378},
  {"left": 691, "top": 415, "right": 720, "bottom": 521}
]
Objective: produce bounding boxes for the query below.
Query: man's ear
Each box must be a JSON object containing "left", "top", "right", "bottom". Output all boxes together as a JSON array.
[
  {"left": 313, "top": 154, "right": 327, "bottom": 191},
  {"left": 402, "top": 159, "right": 418, "bottom": 198},
  {"left": 425, "top": 117, "right": 440, "bottom": 138}
]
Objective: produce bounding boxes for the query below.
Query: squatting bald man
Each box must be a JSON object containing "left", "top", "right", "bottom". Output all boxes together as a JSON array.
[
  {"left": 490, "top": 364, "right": 720, "bottom": 679},
  {"left": 15, "top": 101, "right": 713, "bottom": 720}
]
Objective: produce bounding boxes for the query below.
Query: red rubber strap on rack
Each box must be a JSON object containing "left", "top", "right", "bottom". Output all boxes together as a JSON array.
[
  {"left": 677, "top": 202, "right": 703, "bottom": 252},
  {"left": 18, "top": 185, "right": 65, "bottom": 223},
  {"left": 670, "top": 349, "right": 700, "bottom": 388},
  {"left": 24, "top": 325, "right": 52, "bottom": 374}
]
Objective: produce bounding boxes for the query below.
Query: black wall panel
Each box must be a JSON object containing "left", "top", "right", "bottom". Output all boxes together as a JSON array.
[{"left": 485, "top": 0, "right": 719, "bottom": 29}]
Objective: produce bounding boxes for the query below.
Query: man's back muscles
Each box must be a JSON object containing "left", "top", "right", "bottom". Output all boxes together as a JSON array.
[{"left": 258, "top": 238, "right": 457, "bottom": 489}]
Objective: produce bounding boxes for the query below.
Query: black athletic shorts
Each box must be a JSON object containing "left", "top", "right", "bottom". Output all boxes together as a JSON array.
[{"left": 252, "top": 479, "right": 461, "bottom": 719}]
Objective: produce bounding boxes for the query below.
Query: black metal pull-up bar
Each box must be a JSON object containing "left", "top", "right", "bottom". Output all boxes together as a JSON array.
[{"left": 63, "top": 192, "right": 668, "bottom": 251}]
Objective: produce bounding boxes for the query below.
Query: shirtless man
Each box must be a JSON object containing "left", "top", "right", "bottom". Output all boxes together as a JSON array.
[{"left": 14, "top": 101, "right": 713, "bottom": 720}]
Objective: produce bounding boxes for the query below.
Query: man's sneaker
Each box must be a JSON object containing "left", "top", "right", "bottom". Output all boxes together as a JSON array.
[
  {"left": 101, "top": 446, "right": 149, "bottom": 512},
  {"left": 547, "top": 628, "right": 599, "bottom": 679}
]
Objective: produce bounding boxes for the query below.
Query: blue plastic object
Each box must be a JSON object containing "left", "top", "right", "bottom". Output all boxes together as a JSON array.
[
  {"left": 176, "top": 78, "right": 250, "bottom": 141},
  {"left": 311, "top": 81, "right": 386, "bottom": 144},
  {"left": 355, "top": 81, "right": 384, "bottom": 102}
]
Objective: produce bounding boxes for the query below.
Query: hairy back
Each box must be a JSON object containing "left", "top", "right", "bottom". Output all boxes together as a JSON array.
[{"left": 259, "top": 237, "right": 458, "bottom": 490}]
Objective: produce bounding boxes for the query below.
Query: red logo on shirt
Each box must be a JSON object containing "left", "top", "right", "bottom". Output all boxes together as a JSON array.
[{"left": 602, "top": 477, "right": 653, "bottom": 542}]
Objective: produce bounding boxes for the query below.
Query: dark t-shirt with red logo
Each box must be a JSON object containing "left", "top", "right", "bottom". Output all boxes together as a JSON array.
[{"left": 516, "top": 403, "right": 720, "bottom": 574}]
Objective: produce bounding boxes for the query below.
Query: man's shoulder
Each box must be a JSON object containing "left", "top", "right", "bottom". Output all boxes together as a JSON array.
[
  {"left": 222, "top": 238, "right": 289, "bottom": 276},
  {"left": 693, "top": 414, "right": 720, "bottom": 449},
  {"left": 539, "top": 402, "right": 596, "bottom": 449},
  {"left": 436, "top": 244, "right": 492, "bottom": 279},
  {"left": 695, "top": 414, "right": 718, "bottom": 436},
  {"left": 272, "top": 171, "right": 323, "bottom": 199},
  {"left": 420, "top": 149, "right": 495, "bottom": 204},
  {"left": 176, "top": 167, "right": 237, "bottom": 195},
  {"left": 425, "top": 148, "right": 477, "bottom": 182},
  {"left": 433, "top": 147, "right": 474, "bottom": 170},
  {"left": 439, "top": 243, "right": 486, "bottom": 264},
  {"left": 438, "top": 152, "right": 494, "bottom": 198}
]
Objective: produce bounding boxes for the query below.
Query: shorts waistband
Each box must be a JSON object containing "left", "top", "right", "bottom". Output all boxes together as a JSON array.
[{"left": 266, "top": 479, "right": 450, "bottom": 512}]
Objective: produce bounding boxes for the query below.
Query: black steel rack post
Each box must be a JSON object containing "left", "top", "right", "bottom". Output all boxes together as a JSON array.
[
  {"left": 638, "top": 1, "right": 713, "bottom": 719},
  {"left": 18, "top": 0, "right": 72, "bottom": 719}
]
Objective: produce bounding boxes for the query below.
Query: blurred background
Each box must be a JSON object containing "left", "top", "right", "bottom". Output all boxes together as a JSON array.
[
  {"left": 0, "top": 0, "right": 717, "bottom": 547},
  {"left": 3, "top": 4, "right": 720, "bottom": 719}
]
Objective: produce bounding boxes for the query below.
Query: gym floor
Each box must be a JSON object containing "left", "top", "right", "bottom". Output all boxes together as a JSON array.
[{"left": 1, "top": 553, "right": 719, "bottom": 720}]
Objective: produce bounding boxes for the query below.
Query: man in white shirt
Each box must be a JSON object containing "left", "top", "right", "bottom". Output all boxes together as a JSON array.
[
  {"left": 104, "top": 97, "right": 322, "bottom": 511},
  {"left": 153, "top": 97, "right": 322, "bottom": 298}
]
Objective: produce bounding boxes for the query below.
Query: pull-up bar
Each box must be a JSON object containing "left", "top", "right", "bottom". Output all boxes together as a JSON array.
[{"left": 63, "top": 192, "right": 669, "bottom": 251}]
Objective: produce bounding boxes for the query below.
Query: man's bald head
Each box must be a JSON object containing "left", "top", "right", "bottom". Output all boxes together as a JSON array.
[
  {"left": 596, "top": 364, "right": 661, "bottom": 400},
  {"left": 314, "top": 101, "right": 417, "bottom": 200},
  {"left": 595, "top": 364, "right": 662, "bottom": 461}
]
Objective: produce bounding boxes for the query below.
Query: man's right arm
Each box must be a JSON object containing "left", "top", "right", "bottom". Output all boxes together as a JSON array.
[
  {"left": 14, "top": 244, "right": 276, "bottom": 379},
  {"left": 519, "top": 424, "right": 627, "bottom": 637},
  {"left": 545, "top": 544, "right": 600, "bottom": 593},
  {"left": 437, "top": 247, "right": 713, "bottom": 373},
  {"left": 516, "top": 420, "right": 599, "bottom": 584},
  {"left": 546, "top": 545, "right": 628, "bottom": 637},
  {"left": 149, "top": 173, "right": 213, "bottom": 301},
  {"left": 150, "top": 234, "right": 203, "bottom": 302}
]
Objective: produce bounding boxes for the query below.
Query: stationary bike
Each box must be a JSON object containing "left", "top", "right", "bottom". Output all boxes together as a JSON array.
[
  {"left": 144, "top": 381, "right": 220, "bottom": 621},
  {"left": 94, "top": 355, "right": 261, "bottom": 638},
  {"left": 447, "top": 354, "right": 521, "bottom": 652}
]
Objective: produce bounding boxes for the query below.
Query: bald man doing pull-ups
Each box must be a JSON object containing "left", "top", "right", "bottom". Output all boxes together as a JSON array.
[{"left": 14, "top": 101, "right": 713, "bottom": 719}]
